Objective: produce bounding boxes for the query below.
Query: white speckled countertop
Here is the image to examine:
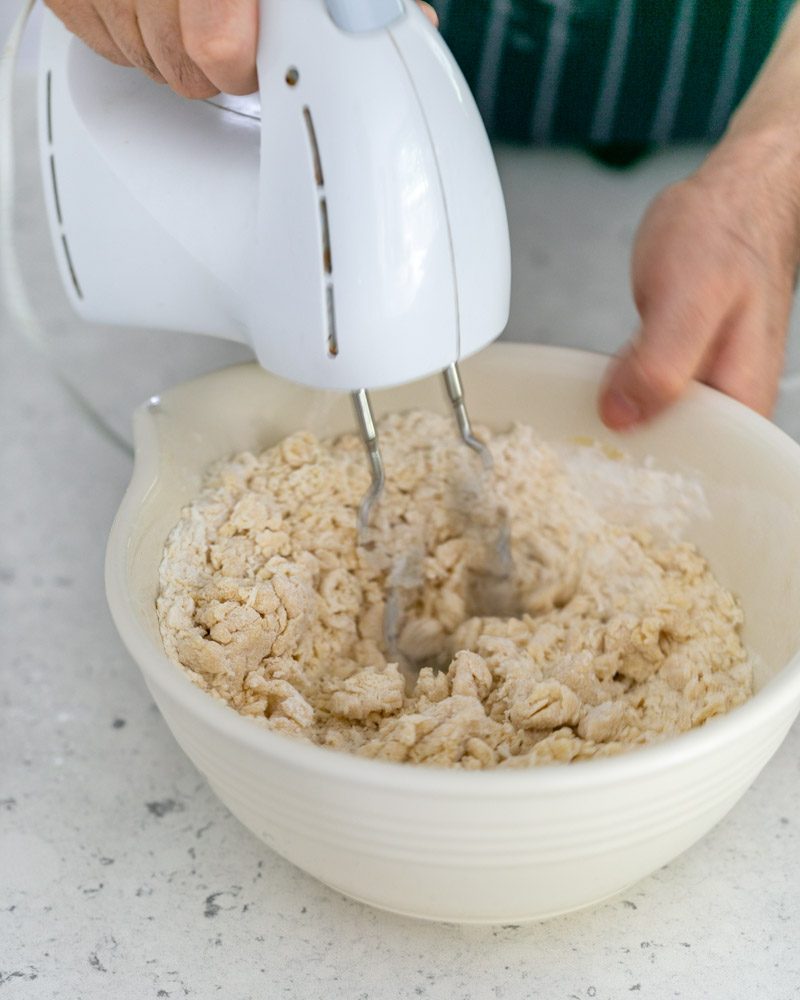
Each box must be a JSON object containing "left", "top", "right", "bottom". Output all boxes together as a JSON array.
[{"left": 2, "top": 75, "right": 800, "bottom": 999}]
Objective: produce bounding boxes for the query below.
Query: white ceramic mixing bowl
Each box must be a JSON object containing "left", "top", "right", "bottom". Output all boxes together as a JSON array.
[{"left": 106, "top": 344, "right": 800, "bottom": 923}]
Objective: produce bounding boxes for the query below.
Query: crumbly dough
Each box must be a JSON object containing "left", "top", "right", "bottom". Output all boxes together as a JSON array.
[{"left": 156, "top": 412, "right": 752, "bottom": 769}]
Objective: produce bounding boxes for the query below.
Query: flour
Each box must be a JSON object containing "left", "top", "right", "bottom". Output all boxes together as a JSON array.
[{"left": 156, "top": 412, "right": 752, "bottom": 769}]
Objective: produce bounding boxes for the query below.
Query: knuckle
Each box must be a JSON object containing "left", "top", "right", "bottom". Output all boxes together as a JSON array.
[
  {"left": 102, "top": 47, "right": 132, "bottom": 67},
  {"left": 174, "top": 75, "right": 219, "bottom": 99},
  {"left": 147, "top": 40, "right": 217, "bottom": 98},
  {"left": 105, "top": 0, "right": 131, "bottom": 21},
  {"left": 168, "top": 52, "right": 218, "bottom": 98},
  {"left": 128, "top": 45, "right": 160, "bottom": 77}
]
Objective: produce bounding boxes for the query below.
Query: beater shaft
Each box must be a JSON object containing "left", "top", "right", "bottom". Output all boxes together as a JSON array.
[
  {"left": 353, "top": 365, "right": 486, "bottom": 533},
  {"left": 352, "top": 388, "right": 385, "bottom": 532},
  {"left": 442, "top": 363, "right": 492, "bottom": 469}
]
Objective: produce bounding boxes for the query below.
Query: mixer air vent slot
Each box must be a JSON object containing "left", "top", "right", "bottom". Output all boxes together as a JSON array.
[
  {"left": 326, "top": 285, "right": 339, "bottom": 357},
  {"left": 319, "top": 198, "right": 332, "bottom": 275},
  {"left": 49, "top": 155, "right": 62, "bottom": 226},
  {"left": 45, "top": 70, "right": 83, "bottom": 300},
  {"left": 302, "top": 106, "right": 337, "bottom": 358},
  {"left": 303, "top": 107, "right": 325, "bottom": 188},
  {"left": 60, "top": 236, "right": 83, "bottom": 299},
  {"left": 46, "top": 69, "right": 53, "bottom": 143}
]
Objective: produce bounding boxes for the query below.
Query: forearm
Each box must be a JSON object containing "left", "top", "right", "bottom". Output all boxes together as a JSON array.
[
  {"left": 686, "top": 4, "right": 800, "bottom": 278},
  {"left": 725, "top": 3, "right": 800, "bottom": 149},
  {"left": 600, "top": 7, "right": 800, "bottom": 430}
]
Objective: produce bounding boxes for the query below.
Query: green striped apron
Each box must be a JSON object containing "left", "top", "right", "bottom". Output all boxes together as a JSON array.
[{"left": 436, "top": 1, "right": 792, "bottom": 160}]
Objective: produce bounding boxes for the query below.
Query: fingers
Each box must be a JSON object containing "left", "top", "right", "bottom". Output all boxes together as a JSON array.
[
  {"left": 176, "top": 0, "right": 428, "bottom": 96},
  {"left": 90, "top": 1, "right": 165, "bottom": 84},
  {"left": 600, "top": 286, "right": 723, "bottom": 430},
  {"left": 52, "top": 0, "right": 432, "bottom": 100},
  {"left": 44, "top": 1, "right": 131, "bottom": 66},
  {"left": 136, "top": 0, "right": 219, "bottom": 98},
  {"left": 179, "top": 0, "right": 259, "bottom": 96}
]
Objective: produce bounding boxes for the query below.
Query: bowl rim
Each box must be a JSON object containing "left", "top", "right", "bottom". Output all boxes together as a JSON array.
[{"left": 105, "top": 343, "right": 800, "bottom": 796}]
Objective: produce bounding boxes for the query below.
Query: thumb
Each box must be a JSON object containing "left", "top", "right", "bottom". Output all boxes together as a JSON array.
[{"left": 599, "top": 293, "right": 720, "bottom": 431}]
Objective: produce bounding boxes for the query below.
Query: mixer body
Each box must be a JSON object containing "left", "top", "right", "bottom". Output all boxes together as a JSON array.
[{"left": 38, "top": 0, "right": 510, "bottom": 393}]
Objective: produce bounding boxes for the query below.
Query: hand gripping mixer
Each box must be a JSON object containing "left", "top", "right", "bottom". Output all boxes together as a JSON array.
[{"left": 37, "top": 0, "right": 511, "bottom": 527}]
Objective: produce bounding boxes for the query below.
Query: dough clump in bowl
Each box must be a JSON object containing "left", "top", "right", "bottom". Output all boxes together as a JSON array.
[{"left": 156, "top": 411, "right": 752, "bottom": 769}]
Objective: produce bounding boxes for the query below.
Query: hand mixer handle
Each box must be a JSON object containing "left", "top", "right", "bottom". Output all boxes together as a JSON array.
[{"left": 249, "top": 0, "right": 510, "bottom": 391}]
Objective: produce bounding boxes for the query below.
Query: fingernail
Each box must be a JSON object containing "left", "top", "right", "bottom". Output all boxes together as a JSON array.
[{"left": 603, "top": 389, "right": 642, "bottom": 430}]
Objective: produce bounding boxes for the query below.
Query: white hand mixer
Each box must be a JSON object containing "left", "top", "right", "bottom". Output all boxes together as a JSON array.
[{"left": 36, "top": 0, "right": 511, "bottom": 524}]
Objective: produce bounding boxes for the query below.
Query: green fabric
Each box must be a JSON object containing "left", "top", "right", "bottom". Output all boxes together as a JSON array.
[{"left": 436, "top": 0, "right": 790, "bottom": 147}]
